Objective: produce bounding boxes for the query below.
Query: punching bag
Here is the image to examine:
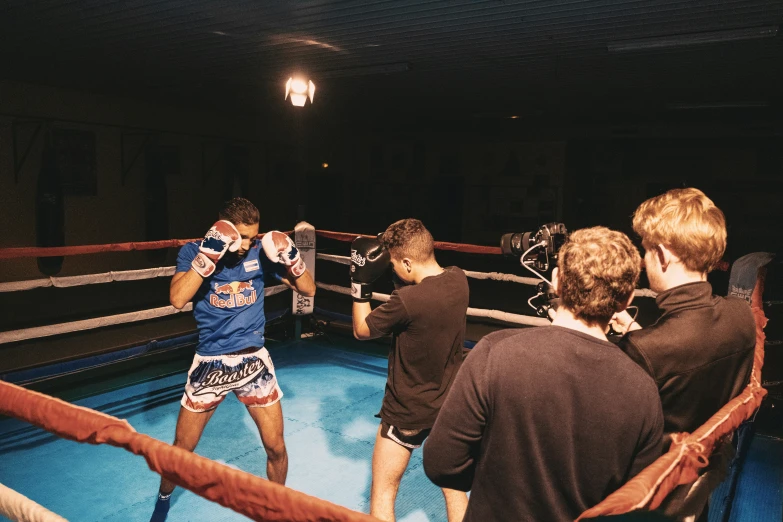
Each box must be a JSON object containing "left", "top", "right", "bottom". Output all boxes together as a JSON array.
[{"left": 35, "top": 129, "right": 65, "bottom": 275}]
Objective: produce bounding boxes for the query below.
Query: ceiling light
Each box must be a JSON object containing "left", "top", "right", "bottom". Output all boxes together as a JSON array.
[
  {"left": 608, "top": 25, "right": 778, "bottom": 53},
  {"left": 285, "top": 77, "right": 315, "bottom": 107}
]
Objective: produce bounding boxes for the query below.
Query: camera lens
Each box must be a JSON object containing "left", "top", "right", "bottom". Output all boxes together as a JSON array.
[
  {"left": 500, "top": 231, "right": 537, "bottom": 256},
  {"left": 500, "top": 232, "right": 521, "bottom": 256}
]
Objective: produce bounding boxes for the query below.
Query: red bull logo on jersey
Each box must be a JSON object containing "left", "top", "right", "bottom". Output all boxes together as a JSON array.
[{"left": 210, "top": 280, "right": 257, "bottom": 308}]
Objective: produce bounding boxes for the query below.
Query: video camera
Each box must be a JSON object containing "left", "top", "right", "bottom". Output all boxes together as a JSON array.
[
  {"left": 500, "top": 222, "right": 568, "bottom": 272},
  {"left": 500, "top": 223, "right": 568, "bottom": 319}
]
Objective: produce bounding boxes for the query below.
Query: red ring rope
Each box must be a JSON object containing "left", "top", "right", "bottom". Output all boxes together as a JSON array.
[
  {"left": 315, "top": 230, "right": 503, "bottom": 255},
  {"left": 0, "top": 230, "right": 730, "bottom": 267}
]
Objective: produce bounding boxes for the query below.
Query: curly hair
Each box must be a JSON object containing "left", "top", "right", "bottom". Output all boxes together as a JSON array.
[
  {"left": 557, "top": 227, "right": 641, "bottom": 326},
  {"left": 379, "top": 218, "right": 435, "bottom": 262},
  {"left": 218, "top": 197, "right": 259, "bottom": 226},
  {"left": 632, "top": 188, "right": 725, "bottom": 273}
]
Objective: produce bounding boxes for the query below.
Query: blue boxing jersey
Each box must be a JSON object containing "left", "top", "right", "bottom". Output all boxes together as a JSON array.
[{"left": 176, "top": 241, "right": 285, "bottom": 356}]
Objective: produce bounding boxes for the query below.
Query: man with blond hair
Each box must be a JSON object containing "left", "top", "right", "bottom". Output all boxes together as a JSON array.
[
  {"left": 610, "top": 188, "right": 756, "bottom": 521},
  {"left": 424, "top": 227, "right": 663, "bottom": 522},
  {"left": 612, "top": 188, "right": 755, "bottom": 442}
]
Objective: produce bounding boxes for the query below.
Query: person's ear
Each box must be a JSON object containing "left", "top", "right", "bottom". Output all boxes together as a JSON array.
[
  {"left": 403, "top": 258, "right": 412, "bottom": 273},
  {"left": 657, "top": 244, "right": 673, "bottom": 271}
]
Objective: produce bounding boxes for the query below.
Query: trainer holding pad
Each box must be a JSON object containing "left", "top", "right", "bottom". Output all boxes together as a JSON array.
[{"left": 350, "top": 236, "right": 391, "bottom": 302}]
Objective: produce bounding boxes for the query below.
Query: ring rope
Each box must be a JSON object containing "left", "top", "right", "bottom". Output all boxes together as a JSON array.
[
  {"left": 0, "top": 231, "right": 728, "bottom": 275},
  {"left": 0, "top": 267, "right": 177, "bottom": 293},
  {"left": 576, "top": 271, "right": 768, "bottom": 519},
  {"left": 0, "top": 482, "right": 68, "bottom": 522},
  {"left": 317, "top": 252, "right": 543, "bottom": 286},
  {"left": 464, "top": 270, "right": 541, "bottom": 286},
  {"left": 0, "top": 285, "right": 291, "bottom": 345},
  {"left": 315, "top": 283, "right": 550, "bottom": 327},
  {"left": 0, "top": 239, "right": 199, "bottom": 260},
  {"left": 0, "top": 381, "right": 378, "bottom": 522},
  {"left": 315, "top": 253, "right": 351, "bottom": 266},
  {"left": 316, "top": 253, "right": 658, "bottom": 299},
  {"left": 315, "top": 230, "right": 504, "bottom": 255},
  {"left": 0, "top": 231, "right": 290, "bottom": 260},
  {"left": 0, "top": 259, "right": 659, "bottom": 298},
  {"left": 319, "top": 253, "right": 620, "bottom": 290}
]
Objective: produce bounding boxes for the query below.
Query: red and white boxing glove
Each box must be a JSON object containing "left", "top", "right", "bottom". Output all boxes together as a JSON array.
[
  {"left": 191, "top": 220, "right": 241, "bottom": 278},
  {"left": 261, "top": 231, "right": 307, "bottom": 277}
]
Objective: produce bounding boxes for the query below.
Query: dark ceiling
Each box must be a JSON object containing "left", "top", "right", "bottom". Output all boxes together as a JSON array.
[{"left": 1, "top": 0, "right": 782, "bottom": 123}]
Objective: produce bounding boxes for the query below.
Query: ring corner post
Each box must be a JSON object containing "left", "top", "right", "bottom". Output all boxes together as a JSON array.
[{"left": 292, "top": 219, "right": 315, "bottom": 340}]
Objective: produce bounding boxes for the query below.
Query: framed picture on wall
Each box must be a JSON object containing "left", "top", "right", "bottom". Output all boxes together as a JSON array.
[{"left": 53, "top": 128, "right": 96, "bottom": 196}]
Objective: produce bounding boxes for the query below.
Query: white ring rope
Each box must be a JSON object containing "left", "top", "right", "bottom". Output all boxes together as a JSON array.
[
  {"left": 315, "top": 253, "right": 656, "bottom": 297},
  {"left": 467, "top": 307, "right": 550, "bottom": 327},
  {"left": 0, "top": 285, "right": 291, "bottom": 345},
  {"left": 2, "top": 256, "right": 658, "bottom": 298},
  {"left": 315, "top": 282, "right": 550, "bottom": 327},
  {"left": 315, "top": 283, "right": 390, "bottom": 303},
  {"left": 0, "top": 267, "right": 177, "bottom": 293},
  {"left": 316, "top": 253, "right": 540, "bottom": 286},
  {"left": 0, "top": 250, "right": 655, "bottom": 343},
  {"left": 463, "top": 270, "right": 541, "bottom": 286},
  {"left": 0, "top": 482, "right": 68, "bottom": 522},
  {"left": 316, "top": 253, "right": 351, "bottom": 266}
]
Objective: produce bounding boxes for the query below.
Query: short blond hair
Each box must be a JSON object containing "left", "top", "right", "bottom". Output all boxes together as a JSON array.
[
  {"left": 632, "top": 188, "right": 726, "bottom": 273},
  {"left": 558, "top": 227, "right": 641, "bottom": 325}
]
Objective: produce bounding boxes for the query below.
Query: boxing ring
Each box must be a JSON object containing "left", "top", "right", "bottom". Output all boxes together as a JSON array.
[{"left": 0, "top": 225, "right": 778, "bottom": 521}]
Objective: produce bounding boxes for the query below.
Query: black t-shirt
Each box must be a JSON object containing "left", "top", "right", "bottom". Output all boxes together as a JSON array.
[
  {"left": 424, "top": 326, "right": 664, "bottom": 522},
  {"left": 366, "top": 266, "right": 469, "bottom": 429}
]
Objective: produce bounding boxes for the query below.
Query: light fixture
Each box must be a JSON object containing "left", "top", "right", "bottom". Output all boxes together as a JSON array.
[
  {"left": 607, "top": 25, "right": 778, "bottom": 53},
  {"left": 285, "top": 77, "right": 315, "bottom": 107},
  {"left": 321, "top": 162, "right": 329, "bottom": 169}
]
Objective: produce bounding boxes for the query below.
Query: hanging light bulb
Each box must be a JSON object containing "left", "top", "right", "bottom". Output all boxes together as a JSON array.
[{"left": 285, "top": 77, "right": 315, "bottom": 107}]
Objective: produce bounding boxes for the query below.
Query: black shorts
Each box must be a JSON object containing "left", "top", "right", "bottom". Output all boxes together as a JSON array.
[{"left": 380, "top": 421, "right": 431, "bottom": 449}]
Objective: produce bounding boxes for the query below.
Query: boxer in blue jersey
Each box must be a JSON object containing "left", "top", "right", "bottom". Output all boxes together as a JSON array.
[{"left": 150, "top": 197, "right": 315, "bottom": 522}]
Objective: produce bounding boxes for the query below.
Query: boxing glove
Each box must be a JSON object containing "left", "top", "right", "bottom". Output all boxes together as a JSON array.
[
  {"left": 262, "top": 231, "right": 307, "bottom": 277},
  {"left": 351, "top": 236, "right": 390, "bottom": 302},
  {"left": 191, "top": 220, "right": 241, "bottom": 278}
]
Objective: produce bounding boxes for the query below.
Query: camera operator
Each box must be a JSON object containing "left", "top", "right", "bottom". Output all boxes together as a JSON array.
[{"left": 423, "top": 226, "right": 663, "bottom": 522}]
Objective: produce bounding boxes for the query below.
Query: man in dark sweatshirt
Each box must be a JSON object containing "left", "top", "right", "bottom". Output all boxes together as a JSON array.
[
  {"left": 612, "top": 188, "right": 756, "bottom": 442},
  {"left": 610, "top": 188, "right": 756, "bottom": 520},
  {"left": 423, "top": 227, "right": 664, "bottom": 522}
]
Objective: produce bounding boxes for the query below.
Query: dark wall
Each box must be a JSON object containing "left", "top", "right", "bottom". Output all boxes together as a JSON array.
[
  {"left": 0, "top": 80, "right": 273, "bottom": 281},
  {"left": 3, "top": 79, "right": 782, "bottom": 283},
  {"left": 564, "top": 137, "right": 783, "bottom": 259}
]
